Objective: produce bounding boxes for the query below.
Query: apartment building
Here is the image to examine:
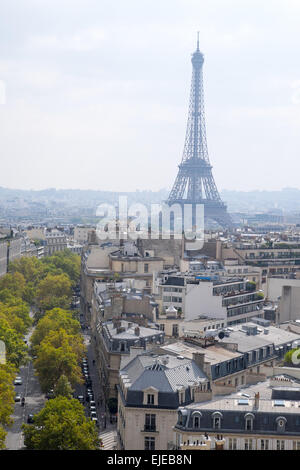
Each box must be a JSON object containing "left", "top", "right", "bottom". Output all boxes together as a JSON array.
[
  {"left": 222, "top": 241, "right": 300, "bottom": 284},
  {"left": 117, "top": 353, "right": 210, "bottom": 450},
  {"left": 44, "top": 229, "right": 67, "bottom": 256},
  {"left": 94, "top": 320, "right": 164, "bottom": 400},
  {"left": 174, "top": 377, "right": 300, "bottom": 450},
  {"left": 155, "top": 273, "right": 265, "bottom": 326},
  {"left": 91, "top": 280, "right": 158, "bottom": 329}
]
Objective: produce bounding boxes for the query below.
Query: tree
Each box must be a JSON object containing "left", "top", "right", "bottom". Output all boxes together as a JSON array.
[
  {"left": 42, "top": 251, "right": 80, "bottom": 285},
  {"left": 9, "top": 257, "right": 45, "bottom": 286},
  {"left": 34, "top": 329, "right": 84, "bottom": 392},
  {"left": 0, "top": 364, "right": 16, "bottom": 449},
  {"left": 53, "top": 375, "right": 73, "bottom": 399},
  {"left": 0, "top": 272, "right": 26, "bottom": 299},
  {"left": 31, "top": 308, "right": 80, "bottom": 351},
  {"left": 0, "top": 300, "right": 32, "bottom": 336},
  {"left": 0, "top": 317, "right": 29, "bottom": 367},
  {"left": 22, "top": 396, "right": 99, "bottom": 450},
  {"left": 36, "top": 273, "right": 72, "bottom": 314}
]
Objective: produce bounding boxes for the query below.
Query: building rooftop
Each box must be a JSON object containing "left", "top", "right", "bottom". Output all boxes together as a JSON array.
[
  {"left": 120, "top": 353, "right": 209, "bottom": 394},
  {"left": 104, "top": 320, "right": 162, "bottom": 341},
  {"left": 184, "top": 376, "right": 300, "bottom": 414},
  {"left": 219, "top": 323, "right": 300, "bottom": 352},
  {"left": 161, "top": 341, "right": 242, "bottom": 365}
]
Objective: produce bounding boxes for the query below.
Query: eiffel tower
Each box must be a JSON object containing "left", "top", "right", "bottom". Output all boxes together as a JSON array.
[{"left": 168, "top": 35, "right": 232, "bottom": 228}]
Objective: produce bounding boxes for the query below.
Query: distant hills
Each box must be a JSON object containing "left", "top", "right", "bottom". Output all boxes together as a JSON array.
[{"left": 1, "top": 186, "right": 300, "bottom": 214}]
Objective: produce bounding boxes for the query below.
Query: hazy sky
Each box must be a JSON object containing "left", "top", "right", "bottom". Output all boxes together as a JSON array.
[{"left": 1, "top": 0, "right": 300, "bottom": 192}]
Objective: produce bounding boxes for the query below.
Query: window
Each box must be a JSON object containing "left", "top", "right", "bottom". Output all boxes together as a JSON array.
[
  {"left": 293, "top": 441, "right": 300, "bottom": 450},
  {"left": 276, "top": 417, "right": 286, "bottom": 432},
  {"left": 147, "top": 394, "right": 154, "bottom": 405},
  {"left": 261, "top": 439, "right": 269, "bottom": 450},
  {"left": 213, "top": 416, "right": 221, "bottom": 430},
  {"left": 276, "top": 440, "right": 285, "bottom": 451},
  {"left": 145, "top": 437, "right": 155, "bottom": 450},
  {"left": 245, "top": 415, "right": 254, "bottom": 431},
  {"left": 244, "top": 439, "right": 253, "bottom": 450},
  {"left": 193, "top": 415, "right": 201, "bottom": 428},
  {"left": 145, "top": 414, "right": 156, "bottom": 431},
  {"left": 228, "top": 438, "right": 237, "bottom": 450},
  {"left": 144, "top": 263, "right": 149, "bottom": 273}
]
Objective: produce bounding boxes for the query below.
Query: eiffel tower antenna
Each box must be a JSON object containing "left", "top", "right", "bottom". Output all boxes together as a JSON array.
[{"left": 167, "top": 36, "right": 232, "bottom": 228}]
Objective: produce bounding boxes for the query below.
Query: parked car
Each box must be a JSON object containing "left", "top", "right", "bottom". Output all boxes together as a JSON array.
[
  {"left": 90, "top": 411, "right": 97, "bottom": 418},
  {"left": 14, "top": 394, "right": 21, "bottom": 402},
  {"left": 27, "top": 414, "right": 34, "bottom": 424},
  {"left": 91, "top": 417, "right": 99, "bottom": 427},
  {"left": 77, "top": 395, "right": 84, "bottom": 403},
  {"left": 90, "top": 405, "right": 96, "bottom": 412},
  {"left": 46, "top": 389, "right": 54, "bottom": 399},
  {"left": 14, "top": 377, "right": 22, "bottom": 386}
]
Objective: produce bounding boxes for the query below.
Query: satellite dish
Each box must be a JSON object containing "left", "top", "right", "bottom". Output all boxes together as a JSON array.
[{"left": 218, "top": 331, "right": 225, "bottom": 340}]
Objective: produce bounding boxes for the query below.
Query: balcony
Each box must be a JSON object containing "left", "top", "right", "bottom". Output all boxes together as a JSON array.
[{"left": 142, "top": 425, "right": 158, "bottom": 433}]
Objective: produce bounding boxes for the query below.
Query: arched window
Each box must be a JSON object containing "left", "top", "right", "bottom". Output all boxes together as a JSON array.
[
  {"left": 212, "top": 412, "right": 223, "bottom": 430},
  {"left": 276, "top": 416, "right": 287, "bottom": 433},
  {"left": 192, "top": 411, "right": 202, "bottom": 429},
  {"left": 244, "top": 413, "right": 255, "bottom": 431}
]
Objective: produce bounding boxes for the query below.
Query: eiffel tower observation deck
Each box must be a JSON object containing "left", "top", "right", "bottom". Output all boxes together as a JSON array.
[{"left": 168, "top": 35, "right": 232, "bottom": 228}]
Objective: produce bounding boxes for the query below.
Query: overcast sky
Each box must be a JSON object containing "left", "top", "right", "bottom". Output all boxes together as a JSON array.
[{"left": 1, "top": 0, "right": 300, "bottom": 192}]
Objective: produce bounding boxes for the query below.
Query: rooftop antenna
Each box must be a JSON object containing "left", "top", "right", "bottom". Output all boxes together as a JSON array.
[{"left": 197, "top": 31, "right": 200, "bottom": 51}]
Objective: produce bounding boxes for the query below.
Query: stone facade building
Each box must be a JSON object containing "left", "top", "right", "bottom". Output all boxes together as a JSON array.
[{"left": 117, "top": 353, "right": 210, "bottom": 450}]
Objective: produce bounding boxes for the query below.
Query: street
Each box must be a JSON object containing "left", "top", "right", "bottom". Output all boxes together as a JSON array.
[
  {"left": 4, "top": 325, "right": 45, "bottom": 450},
  {"left": 4, "top": 305, "right": 116, "bottom": 450},
  {"left": 74, "top": 325, "right": 117, "bottom": 434}
]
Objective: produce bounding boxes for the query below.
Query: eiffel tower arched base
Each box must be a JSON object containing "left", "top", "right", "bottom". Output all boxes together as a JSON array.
[{"left": 167, "top": 198, "right": 233, "bottom": 229}]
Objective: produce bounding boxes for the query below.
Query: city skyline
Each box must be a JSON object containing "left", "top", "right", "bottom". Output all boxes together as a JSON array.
[{"left": 1, "top": 0, "right": 300, "bottom": 193}]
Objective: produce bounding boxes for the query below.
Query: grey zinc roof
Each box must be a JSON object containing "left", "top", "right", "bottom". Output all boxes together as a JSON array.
[
  {"left": 219, "top": 324, "right": 300, "bottom": 352},
  {"left": 121, "top": 353, "right": 208, "bottom": 393},
  {"left": 105, "top": 320, "right": 162, "bottom": 340},
  {"left": 131, "top": 370, "right": 174, "bottom": 393}
]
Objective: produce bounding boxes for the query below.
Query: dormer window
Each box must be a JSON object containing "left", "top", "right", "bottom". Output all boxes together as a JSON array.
[
  {"left": 245, "top": 413, "right": 255, "bottom": 431},
  {"left": 212, "top": 412, "right": 223, "bottom": 430},
  {"left": 192, "top": 411, "right": 202, "bottom": 429},
  {"left": 276, "top": 416, "right": 287, "bottom": 433},
  {"left": 147, "top": 394, "right": 154, "bottom": 405}
]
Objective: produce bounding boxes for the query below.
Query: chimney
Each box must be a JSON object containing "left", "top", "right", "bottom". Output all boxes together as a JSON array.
[
  {"left": 117, "top": 327, "right": 125, "bottom": 334},
  {"left": 134, "top": 327, "right": 140, "bottom": 336},
  {"left": 254, "top": 392, "right": 260, "bottom": 409},
  {"left": 192, "top": 352, "right": 205, "bottom": 370}
]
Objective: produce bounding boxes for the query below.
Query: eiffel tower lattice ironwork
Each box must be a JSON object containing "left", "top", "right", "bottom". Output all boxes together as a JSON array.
[{"left": 168, "top": 36, "right": 232, "bottom": 228}]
